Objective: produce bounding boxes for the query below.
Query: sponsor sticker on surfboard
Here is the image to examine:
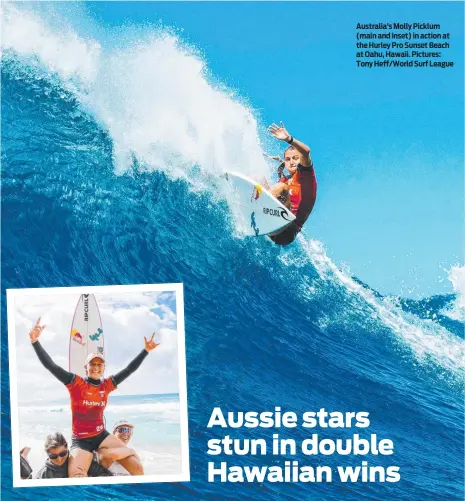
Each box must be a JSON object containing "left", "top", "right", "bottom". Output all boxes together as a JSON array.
[{"left": 69, "top": 294, "right": 104, "bottom": 377}]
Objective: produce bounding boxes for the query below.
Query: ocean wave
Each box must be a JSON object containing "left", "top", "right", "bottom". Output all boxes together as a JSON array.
[
  {"left": 3, "top": 4, "right": 464, "bottom": 500},
  {"left": 1, "top": 4, "right": 272, "bottom": 187},
  {"left": 299, "top": 238, "right": 465, "bottom": 379},
  {"left": 442, "top": 265, "right": 465, "bottom": 322}
]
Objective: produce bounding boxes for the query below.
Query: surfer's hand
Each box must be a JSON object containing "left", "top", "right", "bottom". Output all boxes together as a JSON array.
[
  {"left": 268, "top": 122, "right": 291, "bottom": 142},
  {"left": 144, "top": 333, "right": 160, "bottom": 352},
  {"left": 29, "top": 317, "right": 46, "bottom": 343},
  {"left": 21, "top": 447, "right": 31, "bottom": 458}
]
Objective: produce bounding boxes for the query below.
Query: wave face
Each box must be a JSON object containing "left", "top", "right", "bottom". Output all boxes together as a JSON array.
[{"left": 2, "top": 6, "right": 464, "bottom": 501}]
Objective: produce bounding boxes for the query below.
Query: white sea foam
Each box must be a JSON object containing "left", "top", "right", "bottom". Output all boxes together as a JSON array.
[
  {"left": 20, "top": 400, "right": 179, "bottom": 417},
  {"left": 441, "top": 265, "right": 465, "bottom": 322},
  {"left": 20, "top": 405, "right": 69, "bottom": 414},
  {"left": 1, "top": 4, "right": 100, "bottom": 86},
  {"left": 105, "top": 401, "right": 180, "bottom": 422},
  {"left": 299, "top": 237, "right": 465, "bottom": 377},
  {"left": 1, "top": 4, "right": 272, "bottom": 189}
]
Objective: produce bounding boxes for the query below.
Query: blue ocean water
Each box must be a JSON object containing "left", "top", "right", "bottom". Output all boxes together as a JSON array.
[{"left": 1, "top": 6, "right": 464, "bottom": 501}]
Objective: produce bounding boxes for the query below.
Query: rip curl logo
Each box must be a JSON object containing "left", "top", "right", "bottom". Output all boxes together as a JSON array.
[
  {"left": 263, "top": 207, "right": 293, "bottom": 221},
  {"left": 280, "top": 208, "right": 293, "bottom": 222},
  {"left": 251, "top": 185, "right": 262, "bottom": 202},
  {"left": 97, "top": 346, "right": 104, "bottom": 354},
  {"left": 99, "top": 390, "right": 105, "bottom": 398},
  {"left": 83, "top": 294, "right": 89, "bottom": 322},
  {"left": 89, "top": 328, "right": 103, "bottom": 342},
  {"left": 71, "top": 329, "right": 85, "bottom": 346},
  {"left": 251, "top": 212, "right": 260, "bottom": 236}
]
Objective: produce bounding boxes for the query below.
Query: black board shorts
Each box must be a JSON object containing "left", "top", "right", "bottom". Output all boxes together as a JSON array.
[
  {"left": 71, "top": 429, "right": 110, "bottom": 453},
  {"left": 268, "top": 223, "right": 300, "bottom": 246}
]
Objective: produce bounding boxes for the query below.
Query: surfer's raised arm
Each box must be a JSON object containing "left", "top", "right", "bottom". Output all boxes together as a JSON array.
[
  {"left": 29, "top": 318, "right": 74, "bottom": 385},
  {"left": 111, "top": 333, "right": 159, "bottom": 386},
  {"left": 265, "top": 120, "right": 317, "bottom": 246},
  {"left": 268, "top": 122, "right": 312, "bottom": 167}
]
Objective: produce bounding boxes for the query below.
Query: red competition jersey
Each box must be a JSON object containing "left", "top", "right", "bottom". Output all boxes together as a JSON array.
[
  {"left": 66, "top": 375, "right": 116, "bottom": 438},
  {"left": 278, "top": 164, "right": 317, "bottom": 228},
  {"left": 279, "top": 172, "right": 302, "bottom": 215}
]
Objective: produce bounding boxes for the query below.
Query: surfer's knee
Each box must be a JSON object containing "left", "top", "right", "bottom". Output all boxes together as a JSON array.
[
  {"left": 68, "top": 465, "right": 88, "bottom": 478},
  {"left": 68, "top": 447, "right": 93, "bottom": 478},
  {"left": 127, "top": 454, "right": 144, "bottom": 475},
  {"left": 69, "top": 471, "right": 88, "bottom": 478},
  {"left": 133, "top": 461, "right": 144, "bottom": 475}
]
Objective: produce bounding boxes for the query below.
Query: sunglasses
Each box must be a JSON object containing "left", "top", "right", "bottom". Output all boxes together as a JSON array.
[
  {"left": 115, "top": 426, "right": 132, "bottom": 434},
  {"left": 48, "top": 450, "right": 68, "bottom": 460}
]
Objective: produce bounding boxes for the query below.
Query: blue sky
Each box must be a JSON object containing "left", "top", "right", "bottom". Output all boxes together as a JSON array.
[{"left": 44, "top": 2, "right": 465, "bottom": 297}]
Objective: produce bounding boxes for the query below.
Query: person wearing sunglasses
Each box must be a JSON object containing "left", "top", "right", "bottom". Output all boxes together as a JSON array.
[
  {"left": 29, "top": 317, "right": 160, "bottom": 478},
  {"left": 35, "top": 432, "right": 113, "bottom": 479},
  {"left": 97, "top": 420, "right": 137, "bottom": 476}
]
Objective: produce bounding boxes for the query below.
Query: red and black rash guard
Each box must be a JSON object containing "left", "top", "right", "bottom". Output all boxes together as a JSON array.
[
  {"left": 270, "top": 162, "right": 317, "bottom": 246},
  {"left": 67, "top": 376, "right": 116, "bottom": 437},
  {"left": 32, "top": 341, "right": 148, "bottom": 438},
  {"left": 278, "top": 162, "right": 317, "bottom": 225}
]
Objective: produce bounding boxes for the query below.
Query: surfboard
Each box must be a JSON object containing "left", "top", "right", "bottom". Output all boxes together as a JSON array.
[
  {"left": 224, "top": 172, "right": 296, "bottom": 236},
  {"left": 69, "top": 294, "right": 104, "bottom": 377}
]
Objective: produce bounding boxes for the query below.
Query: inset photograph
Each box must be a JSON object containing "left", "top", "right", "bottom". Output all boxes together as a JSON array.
[{"left": 7, "top": 284, "right": 189, "bottom": 487}]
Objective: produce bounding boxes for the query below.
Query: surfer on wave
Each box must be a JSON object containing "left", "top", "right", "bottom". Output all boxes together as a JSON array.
[
  {"left": 266, "top": 121, "right": 317, "bottom": 246},
  {"left": 29, "top": 317, "right": 159, "bottom": 478}
]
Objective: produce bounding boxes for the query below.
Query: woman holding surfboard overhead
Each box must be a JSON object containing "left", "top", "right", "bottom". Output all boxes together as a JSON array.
[
  {"left": 29, "top": 317, "right": 159, "bottom": 478},
  {"left": 267, "top": 121, "right": 317, "bottom": 246}
]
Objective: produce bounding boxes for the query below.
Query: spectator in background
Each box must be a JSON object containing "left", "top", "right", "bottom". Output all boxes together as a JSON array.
[{"left": 36, "top": 432, "right": 113, "bottom": 479}]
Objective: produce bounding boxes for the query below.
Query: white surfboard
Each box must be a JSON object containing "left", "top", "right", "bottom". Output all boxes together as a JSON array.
[
  {"left": 69, "top": 294, "right": 104, "bottom": 377},
  {"left": 224, "top": 171, "right": 295, "bottom": 236}
]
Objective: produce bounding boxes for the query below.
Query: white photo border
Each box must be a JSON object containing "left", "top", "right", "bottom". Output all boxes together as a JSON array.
[{"left": 7, "top": 283, "right": 190, "bottom": 488}]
